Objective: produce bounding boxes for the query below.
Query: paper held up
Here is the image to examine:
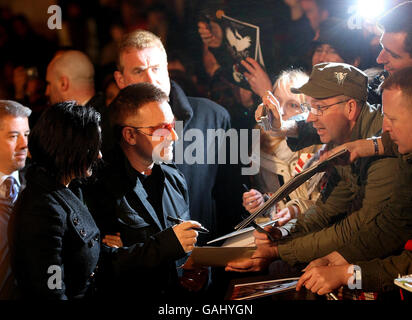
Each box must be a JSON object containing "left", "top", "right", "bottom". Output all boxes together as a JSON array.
[
  {"left": 184, "top": 246, "right": 256, "bottom": 267},
  {"left": 207, "top": 219, "right": 278, "bottom": 246}
]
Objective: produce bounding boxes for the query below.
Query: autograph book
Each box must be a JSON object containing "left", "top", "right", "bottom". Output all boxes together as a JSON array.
[{"left": 235, "top": 148, "right": 348, "bottom": 230}]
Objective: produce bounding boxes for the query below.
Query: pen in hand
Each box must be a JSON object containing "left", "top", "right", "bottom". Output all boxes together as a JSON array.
[{"left": 167, "top": 216, "right": 210, "bottom": 234}]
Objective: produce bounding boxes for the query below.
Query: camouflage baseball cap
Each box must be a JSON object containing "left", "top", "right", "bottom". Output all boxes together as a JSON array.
[{"left": 291, "top": 62, "right": 368, "bottom": 102}]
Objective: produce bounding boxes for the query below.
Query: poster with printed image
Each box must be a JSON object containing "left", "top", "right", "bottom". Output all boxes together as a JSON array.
[{"left": 216, "top": 10, "right": 265, "bottom": 90}]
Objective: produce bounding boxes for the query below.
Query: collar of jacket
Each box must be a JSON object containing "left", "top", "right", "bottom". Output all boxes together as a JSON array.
[
  {"left": 26, "top": 165, "right": 66, "bottom": 190},
  {"left": 119, "top": 151, "right": 166, "bottom": 191},
  {"left": 169, "top": 81, "right": 193, "bottom": 128},
  {"left": 25, "top": 165, "right": 85, "bottom": 203}
]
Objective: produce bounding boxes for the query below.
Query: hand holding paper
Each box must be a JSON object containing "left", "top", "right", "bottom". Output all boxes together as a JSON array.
[{"left": 225, "top": 244, "right": 278, "bottom": 273}]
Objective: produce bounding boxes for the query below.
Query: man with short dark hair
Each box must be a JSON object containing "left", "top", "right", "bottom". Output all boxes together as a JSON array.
[
  {"left": 0, "top": 100, "right": 31, "bottom": 299},
  {"left": 376, "top": 1, "right": 412, "bottom": 75},
  {"left": 88, "top": 83, "right": 204, "bottom": 299}
]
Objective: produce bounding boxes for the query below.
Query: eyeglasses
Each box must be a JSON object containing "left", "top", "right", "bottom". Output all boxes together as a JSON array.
[
  {"left": 123, "top": 120, "right": 176, "bottom": 137},
  {"left": 282, "top": 101, "right": 307, "bottom": 114},
  {"left": 301, "top": 99, "right": 350, "bottom": 116}
]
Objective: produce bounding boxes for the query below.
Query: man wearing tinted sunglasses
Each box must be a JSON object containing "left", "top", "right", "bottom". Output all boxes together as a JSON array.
[{"left": 88, "top": 83, "right": 207, "bottom": 299}]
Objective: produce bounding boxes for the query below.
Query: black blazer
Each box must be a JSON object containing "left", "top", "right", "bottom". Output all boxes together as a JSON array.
[
  {"left": 11, "top": 166, "right": 100, "bottom": 300},
  {"left": 86, "top": 151, "right": 189, "bottom": 299}
]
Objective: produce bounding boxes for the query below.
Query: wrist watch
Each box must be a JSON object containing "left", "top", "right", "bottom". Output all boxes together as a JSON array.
[{"left": 353, "top": 265, "right": 362, "bottom": 287}]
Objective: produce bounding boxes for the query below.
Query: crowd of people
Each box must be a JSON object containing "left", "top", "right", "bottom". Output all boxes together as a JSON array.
[{"left": 0, "top": 0, "right": 411, "bottom": 302}]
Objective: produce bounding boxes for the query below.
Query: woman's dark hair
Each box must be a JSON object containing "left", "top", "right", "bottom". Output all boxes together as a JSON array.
[{"left": 29, "top": 101, "right": 101, "bottom": 183}]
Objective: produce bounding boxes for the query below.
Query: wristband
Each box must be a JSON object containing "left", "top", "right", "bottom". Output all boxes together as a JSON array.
[{"left": 372, "top": 138, "right": 379, "bottom": 155}]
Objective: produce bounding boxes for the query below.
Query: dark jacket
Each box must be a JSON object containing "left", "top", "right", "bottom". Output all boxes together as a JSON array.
[
  {"left": 87, "top": 150, "right": 189, "bottom": 299},
  {"left": 337, "top": 132, "right": 412, "bottom": 264},
  {"left": 11, "top": 166, "right": 100, "bottom": 300},
  {"left": 169, "top": 81, "right": 243, "bottom": 240}
]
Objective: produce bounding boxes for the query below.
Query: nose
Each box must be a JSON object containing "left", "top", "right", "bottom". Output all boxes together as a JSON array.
[
  {"left": 98, "top": 151, "right": 103, "bottom": 159},
  {"left": 18, "top": 134, "right": 28, "bottom": 149},
  {"left": 306, "top": 111, "right": 317, "bottom": 123},
  {"left": 376, "top": 49, "right": 386, "bottom": 65},
  {"left": 143, "top": 68, "right": 157, "bottom": 85},
  {"left": 168, "top": 128, "right": 179, "bottom": 142},
  {"left": 382, "top": 116, "right": 391, "bottom": 133}
]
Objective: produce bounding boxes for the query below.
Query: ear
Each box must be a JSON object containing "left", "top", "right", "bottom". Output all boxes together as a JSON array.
[
  {"left": 59, "top": 76, "right": 69, "bottom": 91},
  {"left": 114, "top": 70, "right": 126, "bottom": 89},
  {"left": 122, "top": 127, "right": 137, "bottom": 146},
  {"left": 346, "top": 99, "right": 361, "bottom": 121}
]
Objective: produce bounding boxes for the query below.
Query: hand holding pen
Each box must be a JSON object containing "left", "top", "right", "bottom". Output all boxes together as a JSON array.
[
  {"left": 242, "top": 184, "right": 277, "bottom": 243},
  {"left": 167, "top": 216, "right": 209, "bottom": 233},
  {"left": 242, "top": 184, "right": 265, "bottom": 214},
  {"left": 167, "top": 216, "right": 209, "bottom": 253}
]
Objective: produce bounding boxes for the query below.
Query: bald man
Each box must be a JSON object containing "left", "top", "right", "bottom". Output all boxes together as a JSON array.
[{"left": 45, "top": 50, "right": 103, "bottom": 108}]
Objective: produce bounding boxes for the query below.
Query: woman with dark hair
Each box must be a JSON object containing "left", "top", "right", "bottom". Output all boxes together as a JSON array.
[{"left": 12, "top": 101, "right": 103, "bottom": 299}]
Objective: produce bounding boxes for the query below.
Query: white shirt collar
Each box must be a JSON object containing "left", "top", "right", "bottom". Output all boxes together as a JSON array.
[{"left": 0, "top": 170, "right": 21, "bottom": 187}]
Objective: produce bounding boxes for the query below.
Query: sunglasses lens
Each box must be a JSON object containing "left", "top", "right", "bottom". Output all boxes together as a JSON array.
[{"left": 152, "top": 122, "right": 175, "bottom": 137}]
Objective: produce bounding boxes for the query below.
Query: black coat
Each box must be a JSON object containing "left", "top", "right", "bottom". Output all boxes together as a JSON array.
[
  {"left": 11, "top": 166, "right": 100, "bottom": 300},
  {"left": 170, "top": 81, "right": 244, "bottom": 240},
  {"left": 86, "top": 151, "right": 188, "bottom": 299}
]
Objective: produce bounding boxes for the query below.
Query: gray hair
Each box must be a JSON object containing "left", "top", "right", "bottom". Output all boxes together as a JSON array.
[{"left": 0, "top": 100, "right": 32, "bottom": 119}]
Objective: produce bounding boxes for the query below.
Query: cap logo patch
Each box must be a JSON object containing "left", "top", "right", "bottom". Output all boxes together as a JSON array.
[{"left": 334, "top": 72, "right": 347, "bottom": 85}]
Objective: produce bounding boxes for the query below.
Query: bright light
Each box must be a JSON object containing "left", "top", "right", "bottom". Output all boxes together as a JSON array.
[{"left": 357, "top": 0, "right": 386, "bottom": 20}]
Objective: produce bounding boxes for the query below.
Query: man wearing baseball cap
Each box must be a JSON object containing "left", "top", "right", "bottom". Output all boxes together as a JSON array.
[
  {"left": 294, "top": 62, "right": 369, "bottom": 146},
  {"left": 226, "top": 62, "right": 401, "bottom": 276}
]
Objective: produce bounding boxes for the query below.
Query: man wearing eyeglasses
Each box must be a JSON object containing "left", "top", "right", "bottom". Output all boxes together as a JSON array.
[
  {"left": 226, "top": 62, "right": 401, "bottom": 277},
  {"left": 87, "top": 83, "right": 207, "bottom": 299}
]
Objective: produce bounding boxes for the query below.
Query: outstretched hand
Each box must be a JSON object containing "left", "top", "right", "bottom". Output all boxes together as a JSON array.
[
  {"left": 241, "top": 57, "right": 272, "bottom": 98},
  {"left": 296, "top": 264, "right": 352, "bottom": 295},
  {"left": 225, "top": 244, "right": 277, "bottom": 273},
  {"left": 255, "top": 91, "right": 283, "bottom": 134},
  {"left": 319, "top": 138, "right": 382, "bottom": 163}
]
